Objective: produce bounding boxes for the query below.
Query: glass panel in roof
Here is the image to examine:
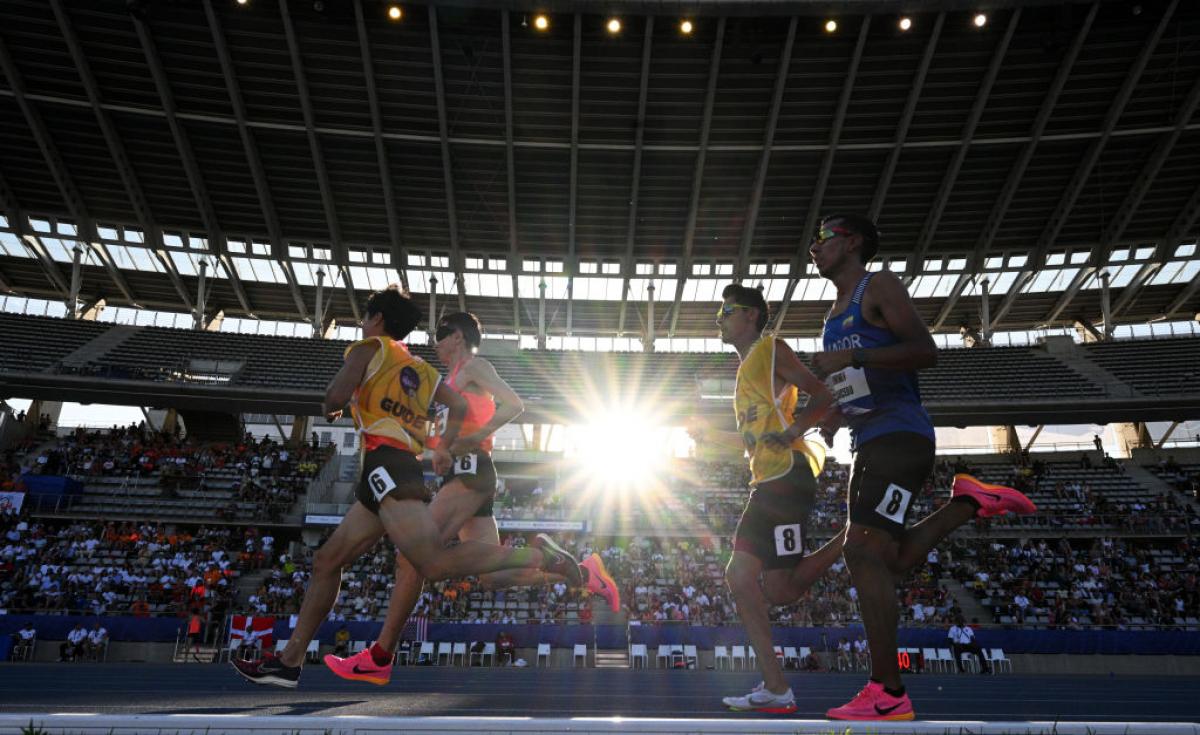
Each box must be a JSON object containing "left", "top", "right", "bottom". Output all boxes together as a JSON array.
[
  {"left": 0, "top": 232, "right": 31, "bottom": 258},
  {"left": 1107, "top": 264, "right": 1139, "bottom": 289},
  {"left": 1070, "top": 251, "right": 1089, "bottom": 264},
  {"left": 39, "top": 237, "right": 75, "bottom": 263},
  {"left": 407, "top": 254, "right": 426, "bottom": 267},
  {"left": 1175, "top": 243, "right": 1195, "bottom": 257},
  {"left": 911, "top": 274, "right": 938, "bottom": 299},
  {"left": 760, "top": 278, "right": 789, "bottom": 301},
  {"left": 1046, "top": 253, "right": 1065, "bottom": 266},
  {"left": 1109, "top": 248, "right": 1129, "bottom": 262},
  {"left": 30, "top": 219, "right": 50, "bottom": 233},
  {"left": 1149, "top": 261, "right": 1183, "bottom": 286},
  {"left": 1171, "top": 260, "right": 1199, "bottom": 284},
  {"left": 1134, "top": 246, "right": 1155, "bottom": 260},
  {"left": 987, "top": 270, "right": 1019, "bottom": 295},
  {"left": 797, "top": 278, "right": 834, "bottom": 301}
]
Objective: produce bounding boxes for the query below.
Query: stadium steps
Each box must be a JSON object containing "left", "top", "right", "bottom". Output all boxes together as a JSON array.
[
  {"left": 941, "top": 577, "right": 992, "bottom": 624},
  {"left": 1124, "top": 462, "right": 1195, "bottom": 509},
  {"left": 1053, "top": 341, "right": 1144, "bottom": 399},
  {"left": 57, "top": 324, "right": 139, "bottom": 369}
]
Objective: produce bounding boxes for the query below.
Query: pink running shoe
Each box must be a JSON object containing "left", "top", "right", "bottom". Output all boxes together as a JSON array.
[
  {"left": 324, "top": 646, "right": 392, "bottom": 686},
  {"left": 581, "top": 553, "right": 621, "bottom": 612},
  {"left": 826, "top": 681, "right": 915, "bottom": 721},
  {"left": 952, "top": 473, "right": 1037, "bottom": 518}
]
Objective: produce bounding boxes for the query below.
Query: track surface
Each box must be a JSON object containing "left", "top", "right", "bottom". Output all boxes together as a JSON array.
[{"left": 1, "top": 664, "right": 1198, "bottom": 722}]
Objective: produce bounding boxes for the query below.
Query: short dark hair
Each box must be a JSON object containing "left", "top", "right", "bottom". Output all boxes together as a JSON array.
[
  {"left": 821, "top": 213, "right": 880, "bottom": 263},
  {"left": 365, "top": 286, "right": 422, "bottom": 340},
  {"left": 721, "top": 283, "right": 769, "bottom": 332},
  {"left": 439, "top": 311, "right": 482, "bottom": 349}
]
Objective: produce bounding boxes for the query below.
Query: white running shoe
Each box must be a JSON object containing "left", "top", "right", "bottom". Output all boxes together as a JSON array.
[{"left": 722, "top": 684, "right": 797, "bottom": 713}]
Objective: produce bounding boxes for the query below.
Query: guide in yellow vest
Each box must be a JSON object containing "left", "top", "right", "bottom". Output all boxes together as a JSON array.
[
  {"left": 688, "top": 283, "right": 847, "bottom": 715},
  {"left": 231, "top": 287, "right": 584, "bottom": 689}
]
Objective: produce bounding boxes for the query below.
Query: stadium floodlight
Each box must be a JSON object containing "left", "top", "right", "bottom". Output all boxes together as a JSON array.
[
  {"left": 387, "top": 5, "right": 401, "bottom": 21},
  {"left": 680, "top": 19, "right": 694, "bottom": 35},
  {"left": 824, "top": 19, "right": 838, "bottom": 33},
  {"left": 974, "top": 13, "right": 988, "bottom": 27},
  {"left": 534, "top": 14, "right": 549, "bottom": 31},
  {"left": 606, "top": 18, "right": 621, "bottom": 34},
  {"left": 899, "top": 17, "right": 913, "bottom": 31}
]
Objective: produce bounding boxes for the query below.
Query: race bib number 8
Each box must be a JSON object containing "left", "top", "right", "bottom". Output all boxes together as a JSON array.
[
  {"left": 874, "top": 483, "right": 912, "bottom": 524},
  {"left": 368, "top": 467, "right": 397, "bottom": 502},
  {"left": 453, "top": 453, "right": 478, "bottom": 476},
  {"left": 773, "top": 523, "right": 803, "bottom": 557}
]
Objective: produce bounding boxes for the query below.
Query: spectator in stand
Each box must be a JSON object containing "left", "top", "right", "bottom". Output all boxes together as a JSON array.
[
  {"left": 947, "top": 615, "right": 991, "bottom": 674},
  {"left": 60, "top": 623, "right": 87, "bottom": 662},
  {"left": 11, "top": 623, "right": 36, "bottom": 661},
  {"left": 186, "top": 609, "right": 205, "bottom": 662},
  {"left": 496, "top": 629, "right": 515, "bottom": 666},
  {"left": 86, "top": 622, "right": 108, "bottom": 661},
  {"left": 333, "top": 625, "right": 351, "bottom": 658}
]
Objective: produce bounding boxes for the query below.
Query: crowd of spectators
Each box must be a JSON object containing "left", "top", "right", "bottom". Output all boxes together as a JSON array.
[
  {"left": 945, "top": 535, "right": 1199, "bottom": 629},
  {"left": 12, "top": 424, "right": 330, "bottom": 522},
  {"left": 0, "top": 510, "right": 279, "bottom": 629}
]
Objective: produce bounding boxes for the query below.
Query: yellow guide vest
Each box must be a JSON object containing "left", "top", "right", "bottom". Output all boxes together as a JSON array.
[
  {"left": 346, "top": 336, "right": 441, "bottom": 454},
  {"left": 734, "top": 337, "right": 826, "bottom": 485}
]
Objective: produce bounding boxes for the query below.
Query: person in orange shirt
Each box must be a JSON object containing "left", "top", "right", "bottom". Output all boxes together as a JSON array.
[{"left": 233, "top": 287, "right": 583, "bottom": 689}]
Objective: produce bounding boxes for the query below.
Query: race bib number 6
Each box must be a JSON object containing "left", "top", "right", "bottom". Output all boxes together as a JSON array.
[
  {"left": 453, "top": 453, "right": 478, "bottom": 476},
  {"left": 368, "top": 467, "right": 396, "bottom": 502}
]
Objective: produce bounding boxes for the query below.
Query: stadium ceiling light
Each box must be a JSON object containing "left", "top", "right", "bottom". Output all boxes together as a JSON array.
[
  {"left": 236, "top": 0, "right": 248, "bottom": 5},
  {"left": 824, "top": 19, "right": 838, "bottom": 33},
  {"left": 387, "top": 5, "right": 402, "bottom": 21},
  {"left": 899, "top": 16, "right": 913, "bottom": 31},
  {"left": 973, "top": 13, "right": 988, "bottom": 27},
  {"left": 679, "top": 19, "right": 694, "bottom": 35},
  {"left": 533, "top": 14, "right": 550, "bottom": 31},
  {"left": 606, "top": 18, "right": 621, "bottom": 34}
]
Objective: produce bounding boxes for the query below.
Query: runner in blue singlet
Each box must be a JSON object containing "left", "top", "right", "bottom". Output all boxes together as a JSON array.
[{"left": 809, "top": 214, "right": 1035, "bottom": 721}]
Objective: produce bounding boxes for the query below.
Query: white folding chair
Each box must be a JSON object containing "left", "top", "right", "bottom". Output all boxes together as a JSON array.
[
  {"left": 630, "top": 643, "right": 649, "bottom": 668},
  {"left": 350, "top": 640, "right": 367, "bottom": 654},
  {"left": 306, "top": 640, "right": 320, "bottom": 663},
  {"left": 536, "top": 642, "right": 551, "bottom": 667},
  {"left": 656, "top": 644, "right": 672, "bottom": 668},
  {"left": 436, "top": 641, "right": 453, "bottom": 665},
  {"left": 747, "top": 645, "right": 757, "bottom": 669},
  {"left": 452, "top": 642, "right": 467, "bottom": 666},
  {"left": 960, "top": 652, "right": 979, "bottom": 674},
  {"left": 713, "top": 645, "right": 731, "bottom": 670},
  {"left": 731, "top": 645, "right": 747, "bottom": 670},
  {"left": 274, "top": 639, "right": 288, "bottom": 654},
  {"left": 936, "top": 648, "right": 954, "bottom": 672},
  {"left": 782, "top": 646, "right": 800, "bottom": 669},
  {"left": 683, "top": 645, "right": 698, "bottom": 669},
  {"left": 990, "top": 648, "right": 1012, "bottom": 673},
  {"left": 417, "top": 641, "right": 434, "bottom": 665},
  {"left": 922, "top": 648, "right": 941, "bottom": 673},
  {"left": 481, "top": 642, "right": 496, "bottom": 666},
  {"left": 573, "top": 643, "right": 588, "bottom": 667}
]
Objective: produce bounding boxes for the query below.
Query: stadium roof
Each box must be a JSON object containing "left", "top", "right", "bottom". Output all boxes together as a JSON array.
[{"left": 0, "top": 0, "right": 1198, "bottom": 339}]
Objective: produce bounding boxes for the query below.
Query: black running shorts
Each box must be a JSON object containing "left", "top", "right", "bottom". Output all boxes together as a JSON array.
[
  {"left": 732, "top": 452, "right": 817, "bottom": 570},
  {"left": 847, "top": 432, "right": 935, "bottom": 538},
  {"left": 355, "top": 445, "right": 429, "bottom": 514},
  {"left": 438, "top": 450, "right": 498, "bottom": 518}
]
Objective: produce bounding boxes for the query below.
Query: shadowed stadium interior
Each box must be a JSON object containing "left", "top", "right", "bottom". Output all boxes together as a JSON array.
[{"left": 0, "top": 0, "right": 1199, "bottom": 732}]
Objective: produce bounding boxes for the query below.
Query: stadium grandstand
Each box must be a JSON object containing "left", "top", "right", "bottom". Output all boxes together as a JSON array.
[{"left": 0, "top": 0, "right": 1199, "bottom": 732}]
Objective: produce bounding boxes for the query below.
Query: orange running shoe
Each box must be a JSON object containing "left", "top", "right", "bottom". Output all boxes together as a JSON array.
[
  {"left": 581, "top": 553, "right": 620, "bottom": 612},
  {"left": 324, "top": 646, "right": 392, "bottom": 686},
  {"left": 826, "top": 680, "right": 915, "bottom": 721},
  {"left": 952, "top": 473, "right": 1037, "bottom": 518}
]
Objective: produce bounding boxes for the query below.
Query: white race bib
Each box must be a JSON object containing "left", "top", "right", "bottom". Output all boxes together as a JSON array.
[
  {"left": 453, "top": 453, "right": 478, "bottom": 476},
  {"left": 874, "top": 483, "right": 913, "bottom": 524},
  {"left": 432, "top": 404, "right": 449, "bottom": 437},
  {"left": 825, "top": 367, "right": 873, "bottom": 412},
  {"left": 367, "top": 467, "right": 396, "bottom": 502},
  {"left": 773, "top": 523, "right": 804, "bottom": 557}
]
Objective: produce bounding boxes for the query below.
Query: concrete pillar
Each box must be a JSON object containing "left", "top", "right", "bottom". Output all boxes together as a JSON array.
[
  {"left": 537, "top": 278, "right": 547, "bottom": 350},
  {"left": 194, "top": 258, "right": 208, "bottom": 330},
  {"left": 24, "top": 400, "right": 62, "bottom": 431},
  {"left": 1114, "top": 421, "right": 1152, "bottom": 457},
  {"left": 644, "top": 283, "right": 656, "bottom": 353},
  {"left": 69, "top": 244, "right": 83, "bottom": 319},
  {"left": 289, "top": 415, "right": 312, "bottom": 447},
  {"left": 1099, "top": 270, "right": 1113, "bottom": 340},
  {"left": 313, "top": 267, "right": 326, "bottom": 336},
  {"left": 428, "top": 275, "right": 438, "bottom": 342},
  {"left": 979, "top": 277, "right": 992, "bottom": 344},
  {"left": 161, "top": 408, "right": 179, "bottom": 436},
  {"left": 204, "top": 309, "right": 224, "bottom": 332},
  {"left": 988, "top": 424, "right": 1021, "bottom": 455}
]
